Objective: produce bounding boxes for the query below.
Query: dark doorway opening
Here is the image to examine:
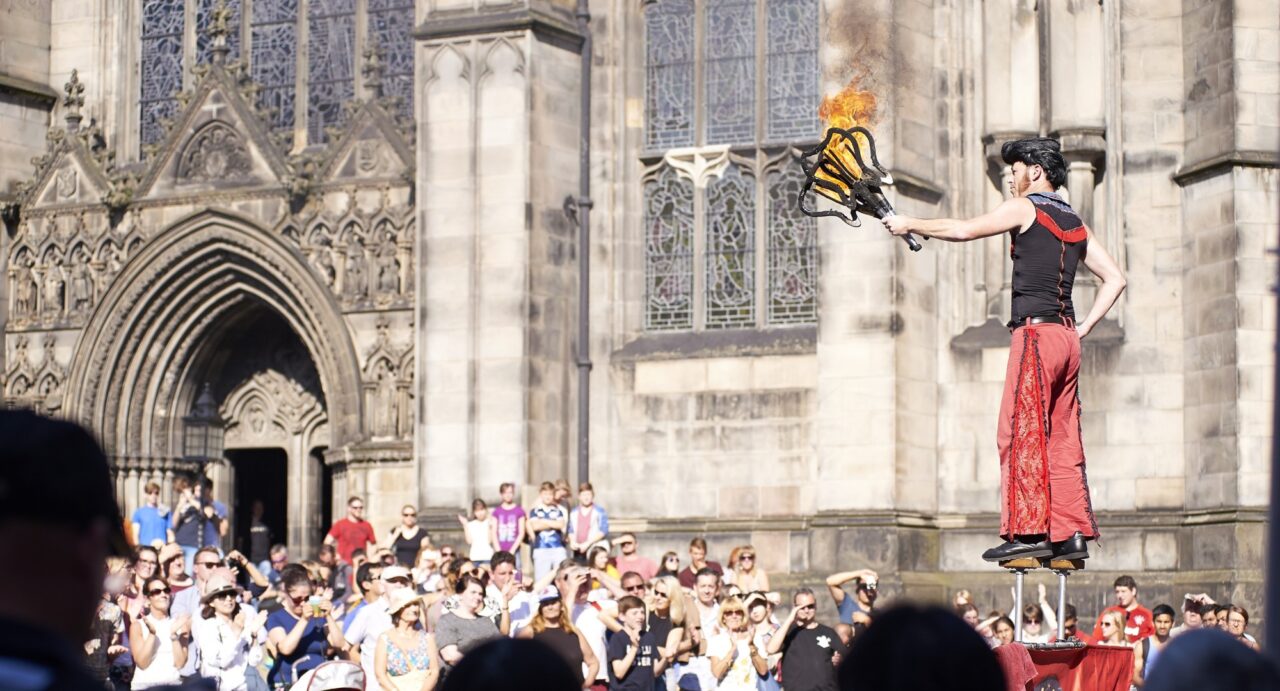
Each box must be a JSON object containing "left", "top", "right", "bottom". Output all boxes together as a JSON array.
[{"left": 227, "top": 448, "right": 288, "bottom": 565}]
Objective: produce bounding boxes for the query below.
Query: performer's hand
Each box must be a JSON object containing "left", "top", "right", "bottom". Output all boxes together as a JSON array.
[
  {"left": 1075, "top": 321, "right": 1093, "bottom": 340},
  {"left": 884, "top": 216, "right": 917, "bottom": 236}
]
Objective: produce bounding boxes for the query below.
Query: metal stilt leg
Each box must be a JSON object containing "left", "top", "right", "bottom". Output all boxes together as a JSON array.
[
  {"left": 1013, "top": 569, "right": 1026, "bottom": 642},
  {"left": 1056, "top": 568, "right": 1068, "bottom": 640}
]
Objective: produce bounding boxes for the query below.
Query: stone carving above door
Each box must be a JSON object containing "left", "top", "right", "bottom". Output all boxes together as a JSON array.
[
  {"left": 362, "top": 318, "right": 412, "bottom": 439},
  {"left": 221, "top": 368, "right": 328, "bottom": 449},
  {"left": 176, "top": 121, "right": 253, "bottom": 184}
]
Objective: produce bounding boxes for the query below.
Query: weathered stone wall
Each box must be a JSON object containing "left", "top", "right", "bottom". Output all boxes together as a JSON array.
[{"left": 0, "top": 0, "right": 51, "bottom": 194}]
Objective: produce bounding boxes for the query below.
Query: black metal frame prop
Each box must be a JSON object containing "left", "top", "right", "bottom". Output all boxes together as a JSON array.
[{"left": 797, "top": 126, "right": 923, "bottom": 252}]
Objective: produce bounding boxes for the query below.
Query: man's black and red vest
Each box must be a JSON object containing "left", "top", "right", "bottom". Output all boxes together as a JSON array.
[{"left": 1009, "top": 192, "right": 1088, "bottom": 324}]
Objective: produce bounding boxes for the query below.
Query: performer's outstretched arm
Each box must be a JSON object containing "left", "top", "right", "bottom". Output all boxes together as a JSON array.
[
  {"left": 884, "top": 198, "right": 1033, "bottom": 243},
  {"left": 1075, "top": 232, "right": 1127, "bottom": 340}
]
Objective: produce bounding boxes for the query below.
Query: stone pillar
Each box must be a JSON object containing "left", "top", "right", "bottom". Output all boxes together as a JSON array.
[
  {"left": 1173, "top": 0, "right": 1279, "bottom": 620},
  {"left": 415, "top": 4, "right": 584, "bottom": 508}
]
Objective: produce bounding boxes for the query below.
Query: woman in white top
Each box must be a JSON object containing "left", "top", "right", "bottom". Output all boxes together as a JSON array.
[
  {"left": 458, "top": 499, "right": 496, "bottom": 564},
  {"left": 707, "top": 598, "right": 767, "bottom": 691},
  {"left": 192, "top": 575, "right": 268, "bottom": 691},
  {"left": 129, "top": 577, "right": 190, "bottom": 690}
]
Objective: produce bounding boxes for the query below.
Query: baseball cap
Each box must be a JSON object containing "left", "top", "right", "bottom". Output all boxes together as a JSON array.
[
  {"left": 538, "top": 586, "right": 561, "bottom": 604},
  {"left": 0, "top": 410, "right": 130, "bottom": 557},
  {"left": 381, "top": 565, "right": 411, "bottom": 582}
]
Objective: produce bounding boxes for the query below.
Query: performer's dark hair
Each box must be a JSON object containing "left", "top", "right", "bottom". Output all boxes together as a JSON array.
[
  {"left": 837, "top": 604, "right": 1005, "bottom": 691},
  {"left": 1153, "top": 604, "right": 1177, "bottom": 620},
  {"left": 1001, "top": 137, "right": 1067, "bottom": 189}
]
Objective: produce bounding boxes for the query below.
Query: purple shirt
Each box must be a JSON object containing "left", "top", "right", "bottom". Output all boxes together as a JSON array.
[{"left": 492, "top": 504, "right": 527, "bottom": 551}]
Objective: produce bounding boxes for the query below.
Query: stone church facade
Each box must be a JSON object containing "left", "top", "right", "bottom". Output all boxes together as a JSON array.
[{"left": 0, "top": 0, "right": 1275, "bottom": 618}]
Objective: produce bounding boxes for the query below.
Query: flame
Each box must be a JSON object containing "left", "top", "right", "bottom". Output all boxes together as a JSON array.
[
  {"left": 815, "top": 79, "right": 879, "bottom": 191},
  {"left": 818, "top": 80, "right": 879, "bottom": 131}
]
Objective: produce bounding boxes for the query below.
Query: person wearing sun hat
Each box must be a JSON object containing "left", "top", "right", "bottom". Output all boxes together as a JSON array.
[
  {"left": 193, "top": 571, "right": 268, "bottom": 690},
  {"left": 373, "top": 588, "right": 438, "bottom": 691},
  {"left": 344, "top": 563, "right": 416, "bottom": 691}
]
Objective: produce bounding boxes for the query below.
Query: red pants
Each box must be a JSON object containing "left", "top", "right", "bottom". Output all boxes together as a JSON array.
[{"left": 996, "top": 322, "right": 1099, "bottom": 542}]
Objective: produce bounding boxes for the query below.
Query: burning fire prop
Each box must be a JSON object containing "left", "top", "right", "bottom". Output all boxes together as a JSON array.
[{"left": 798, "top": 82, "right": 923, "bottom": 251}]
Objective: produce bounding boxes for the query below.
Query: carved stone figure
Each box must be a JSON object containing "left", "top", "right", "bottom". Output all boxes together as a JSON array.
[
  {"left": 369, "top": 358, "right": 396, "bottom": 436},
  {"left": 375, "top": 236, "right": 399, "bottom": 295},
  {"left": 42, "top": 268, "right": 65, "bottom": 317},
  {"left": 13, "top": 266, "right": 37, "bottom": 317},
  {"left": 344, "top": 242, "right": 368, "bottom": 299},
  {"left": 312, "top": 246, "right": 336, "bottom": 288},
  {"left": 70, "top": 255, "right": 94, "bottom": 312}
]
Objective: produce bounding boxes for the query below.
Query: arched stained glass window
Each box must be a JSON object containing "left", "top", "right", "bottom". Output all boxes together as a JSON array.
[
  {"left": 368, "top": 0, "right": 416, "bottom": 120},
  {"left": 766, "top": 165, "right": 818, "bottom": 324},
  {"left": 705, "top": 164, "right": 757, "bottom": 328},
  {"left": 766, "top": 0, "right": 820, "bottom": 140},
  {"left": 645, "top": 0, "right": 695, "bottom": 150},
  {"left": 642, "top": 0, "right": 821, "bottom": 331},
  {"left": 250, "top": 0, "right": 298, "bottom": 133},
  {"left": 307, "top": 0, "right": 356, "bottom": 143},
  {"left": 139, "top": 0, "right": 185, "bottom": 149},
  {"left": 705, "top": 0, "right": 756, "bottom": 145},
  {"left": 196, "top": 0, "right": 243, "bottom": 64},
  {"left": 644, "top": 166, "right": 696, "bottom": 331}
]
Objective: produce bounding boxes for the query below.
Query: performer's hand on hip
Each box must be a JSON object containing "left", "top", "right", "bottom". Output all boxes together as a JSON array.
[
  {"left": 1076, "top": 321, "right": 1093, "bottom": 340},
  {"left": 884, "top": 216, "right": 916, "bottom": 236}
]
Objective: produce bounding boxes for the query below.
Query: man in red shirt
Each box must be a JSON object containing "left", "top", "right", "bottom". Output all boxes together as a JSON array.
[
  {"left": 1092, "top": 575, "right": 1154, "bottom": 642},
  {"left": 613, "top": 533, "right": 657, "bottom": 582},
  {"left": 324, "top": 496, "right": 377, "bottom": 565}
]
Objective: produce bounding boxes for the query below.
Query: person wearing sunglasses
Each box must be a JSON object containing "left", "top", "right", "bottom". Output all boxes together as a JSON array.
[
  {"left": 390, "top": 505, "right": 431, "bottom": 567},
  {"left": 170, "top": 546, "right": 231, "bottom": 680},
  {"left": 131, "top": 482, "right": 172, "bottom": 549},
  {"left": 766, "top": 588, "right": 844, "bottom": 691},
  {"left": 655, "top": 552, "right": 681, "bottom": 580},
  {"left": 129, "top": 576, "right": 191, "bottom": 689},
  {"left": 325, "top": 496, "right": 378, "bottom": 567},
  {"left": 266, "top": 563, "right": 348, "bottom": 688},
  {"left": 725, "top": 546, "right": 769, "bottom": 594},
  {"left": 193, "top": 573, "right": 268, "bottom": 690},
  {"left": 708, "top": 597, "right": 766, "bottom": 691}
]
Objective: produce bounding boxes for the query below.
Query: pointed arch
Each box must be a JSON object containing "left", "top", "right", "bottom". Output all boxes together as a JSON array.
[{"left": 64, "top": 208, "right": 364, "bottom": 456}]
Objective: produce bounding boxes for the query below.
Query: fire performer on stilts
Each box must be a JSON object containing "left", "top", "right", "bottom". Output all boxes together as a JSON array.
[{"left": 885, "top": 137, "right": 1127, "bottom": 562}]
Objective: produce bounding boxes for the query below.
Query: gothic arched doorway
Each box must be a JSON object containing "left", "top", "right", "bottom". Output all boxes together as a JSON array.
[{"left": 63, "top": 209, "right": 363, "bottom": 558}]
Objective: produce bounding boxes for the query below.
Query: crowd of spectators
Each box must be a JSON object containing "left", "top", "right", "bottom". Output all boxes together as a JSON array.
[{"left": 0, "top": 409, "right": 1275, "bottom": 691}]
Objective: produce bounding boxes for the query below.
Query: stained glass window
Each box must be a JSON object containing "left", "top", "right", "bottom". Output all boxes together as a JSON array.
[
  {"left": 644, "top": 166, "right": 696, "bottom": 331},
  {"left": 308, "top": 0, "right": 356, "bottom": 143},
  {"left": 766, "top": 165, "right": 818, "bottom": 323},
  {"left": 368, "top": 0, "right": 415, "bottom": 120},
  {"left": 705, "top": 0, "right": 756, "bottom": 145},
  {"left": 766, "top": 0, "right": 820, "bottom": 140},
  {"left": 196, "top": 0, "right": 243, "bottom": 64},
  {"left": 645, "top": 0, "right": 695, "bottom": 150},
  {"left": 642, "top": 0, "right": 820, "bottom": 331},
  {"left": 705, "top": 165, "right": 756, "bottom": 328},
  {"left": 139, "top": 0, "right": 185, "bottom": 149},
  {"left": 250, "top": 0, "right": 298, "bottom": 132}
]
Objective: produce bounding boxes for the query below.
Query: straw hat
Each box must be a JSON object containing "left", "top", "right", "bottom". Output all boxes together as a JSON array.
[
  {"left": 381, "top": 565, "right": 411, "bottom": 582},
  {"left": 201, "top": 574, "right": 238, "bottom": 604},
  {"left": 387, "top": 588, "right": 423, "bottom": 616}
]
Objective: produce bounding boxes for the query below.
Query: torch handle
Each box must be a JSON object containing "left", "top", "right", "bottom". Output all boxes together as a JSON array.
[{"left": 881, "top": 210, "right": 923, "bottom": 252}]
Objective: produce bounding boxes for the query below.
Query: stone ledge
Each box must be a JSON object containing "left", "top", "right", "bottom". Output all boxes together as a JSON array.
[
  {"left": 612, "top": 326, "right": 817, "bottom": 363},
  {"left": 1172, "top": 150, "right": 1280, "bottom": 187},
  {"left": 889, "top": 169, "right": 946, "bottom": 204},
  {"left": 0, "top": 71, "right": 58, "bottom": 105},
  {"left": 414, "top": 6, "right": 584, "bottom": 52}
]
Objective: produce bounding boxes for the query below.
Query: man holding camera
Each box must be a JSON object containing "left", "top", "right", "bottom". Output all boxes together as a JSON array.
[{"left": 825, "top": 568, "right": 878, "bottom": 629}]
